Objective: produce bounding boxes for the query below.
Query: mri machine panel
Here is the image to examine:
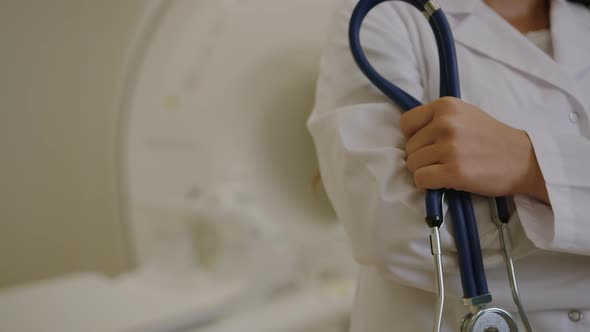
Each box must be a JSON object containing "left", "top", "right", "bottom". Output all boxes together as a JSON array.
[
  {"left": 125, "top": 0, "right": 337, "bottom": 229},
  {"left": 122, "top": 0, "right": 355, "bottom": 331},
  {"left": 124, "top": 0, "right": 349, "bottom": 280},
  {"left": 0, "top": 1, "right": 355, "bottom": 331}
]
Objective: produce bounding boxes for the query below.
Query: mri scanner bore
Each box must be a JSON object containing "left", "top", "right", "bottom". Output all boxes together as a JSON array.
[
  {"left": 0, "top": 0, "right": 354, "bottom": 332},
  {"left": 122, "top": 0, "right": 357, "bottom": 330},
  {"left": 124, "top": 0, "right": 353, "bottom": 290}
]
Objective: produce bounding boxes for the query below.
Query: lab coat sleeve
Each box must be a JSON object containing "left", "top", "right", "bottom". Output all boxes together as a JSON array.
[
  {"left": 515, "top": 129, "right": 590, "bottom": 256},
  {"left": 307, "top": 1, "right": 519, "bottom": 296}
]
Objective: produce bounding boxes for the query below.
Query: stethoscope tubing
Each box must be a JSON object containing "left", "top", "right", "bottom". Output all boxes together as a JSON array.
[{"left": 349, "top": 0, "right": 491, "bottom": 299}]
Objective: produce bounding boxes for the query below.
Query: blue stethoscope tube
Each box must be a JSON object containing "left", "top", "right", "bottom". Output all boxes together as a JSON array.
[{"left": 348, "top": 0, "right": 511, "bottom": 300}]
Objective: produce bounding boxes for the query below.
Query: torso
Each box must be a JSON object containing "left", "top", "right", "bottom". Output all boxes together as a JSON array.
[{"left": 350, "top": 0, "right": 590, "bottom": 330}]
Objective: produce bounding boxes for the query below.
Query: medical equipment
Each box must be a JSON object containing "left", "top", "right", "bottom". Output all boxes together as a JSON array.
[{"left": 348, "top": 1, "right": 533, "bottom": 331}]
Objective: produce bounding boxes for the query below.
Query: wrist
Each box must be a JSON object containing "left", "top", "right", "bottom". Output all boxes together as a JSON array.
[{"left": 513, "top": 130, "right": 550, "bottom": 204}]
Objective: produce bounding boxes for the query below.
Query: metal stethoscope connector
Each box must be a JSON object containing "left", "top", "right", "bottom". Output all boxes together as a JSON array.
[
  {"left": 489, "top": 199, "right": 533, "bottom": 332},
  {"left": 430, "top": 202, "right": 523, "bottom": 332},
  {"left": 428, "top": 194, "right": 535, "bottom": 331}
]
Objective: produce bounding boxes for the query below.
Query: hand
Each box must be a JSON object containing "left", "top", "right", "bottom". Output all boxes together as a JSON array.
[{"left": 400, "top": 97, "right": 550, "bottom": 203}]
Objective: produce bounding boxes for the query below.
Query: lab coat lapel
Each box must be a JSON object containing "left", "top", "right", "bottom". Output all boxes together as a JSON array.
[
  {"left": 551, "top": 0, "right": 590, "bottom": 78},
  {"left": 444, "top": 0, "right": 588, "bottom": 107}
]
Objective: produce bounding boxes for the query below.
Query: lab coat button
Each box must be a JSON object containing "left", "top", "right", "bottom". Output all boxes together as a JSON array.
[
  {"left": 568, "top": 310, "right": 582, "bottom": 322},
  {"left": 569, "top": 112, "right": 580, "bottom": 123}
]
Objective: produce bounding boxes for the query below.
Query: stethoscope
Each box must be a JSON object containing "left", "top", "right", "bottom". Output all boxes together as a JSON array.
[{"left": 348, "top": 1, "right": 533, "bottom": 331}]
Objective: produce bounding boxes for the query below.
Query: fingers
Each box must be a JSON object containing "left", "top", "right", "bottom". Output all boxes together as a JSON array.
[
  {"left": 400, "top": 97, "right": 461, "bottom": 139},
  {"left": 399, "top": 104, "right": 434, "bottom": 138},
  {"left": 401, "top": 97, "right": 467, "bottom": 191},
  {"left": 406, "top": 143, "right": 453, "bottom": 190},
  {"left": 405, "top": 144, "right": 445, "bottom": 174},
  {"left": 405, "top": 122, "right": 437, "bottom": 156},
  {"left": 413, "top": 164, "right": 449, "bottom": 190}
]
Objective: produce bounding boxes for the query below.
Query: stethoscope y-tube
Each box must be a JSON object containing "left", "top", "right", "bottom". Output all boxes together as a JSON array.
[{"left": 348, "top": 0, "right": 532, "bottom": 331}]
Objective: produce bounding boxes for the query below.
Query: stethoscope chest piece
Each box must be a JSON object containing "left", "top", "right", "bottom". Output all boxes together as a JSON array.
[{"left": 461, "top": 307, "right": 518, "bottom": 332}]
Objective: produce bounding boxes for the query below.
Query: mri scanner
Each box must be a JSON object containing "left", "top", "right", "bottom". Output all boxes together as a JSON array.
[{"left": 0, "top": 0, "right": 355, "bottom": 331}]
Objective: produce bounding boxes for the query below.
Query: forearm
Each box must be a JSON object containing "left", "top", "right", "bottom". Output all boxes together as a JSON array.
[
  {"left": 512, "top": 128, "right": 590, "bottom": 256},
  {"left": 511, "top": 130, "right": 551, "bottom": 205}
]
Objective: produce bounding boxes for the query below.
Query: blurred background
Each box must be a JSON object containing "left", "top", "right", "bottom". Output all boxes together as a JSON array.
[{"left": 0, "top": 0, "right": 357, "bottom": 331}]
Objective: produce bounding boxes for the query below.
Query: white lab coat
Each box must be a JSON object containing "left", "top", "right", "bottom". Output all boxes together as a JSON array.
[{"left": 308, "top": 0, "right": 590, "bottom": 330}]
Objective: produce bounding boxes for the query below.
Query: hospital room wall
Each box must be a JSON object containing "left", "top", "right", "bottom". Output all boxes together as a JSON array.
[{"left": 0, "top": 0, "right": 146, "bottom": 288}]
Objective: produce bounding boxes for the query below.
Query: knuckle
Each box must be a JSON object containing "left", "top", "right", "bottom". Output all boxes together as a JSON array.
[
  {"left": 435, "top": 97, "right": 466, "bottom": 120},
  {"left": 445, "top": 162, "right": 465, "bottom": 187},
  {"left": 399, "top": 113, "right": 412, "bottom": 136},
  {"left": 406, "top": 155, "right": 417, "bottom": 173},
  {"left": 414, "top": 169, "right": 428, "bottom": 188},
  {"left": 435, "top": 107, "right": 453, "bottom": 122},
  {"left": 433, "top": 116, "right": 457, "bottom": 137},
  {"left": 443, "top": 141, "right": 461, "bottom": 160},
  {"left": 437, "top": 96, "right": 459, "bottom": 110},
  {"left": 431, "top": 117, "right": 446, "bottom": 133},
  {"left": 446, "top": 161, "right": 461, "bottom": 176}
]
